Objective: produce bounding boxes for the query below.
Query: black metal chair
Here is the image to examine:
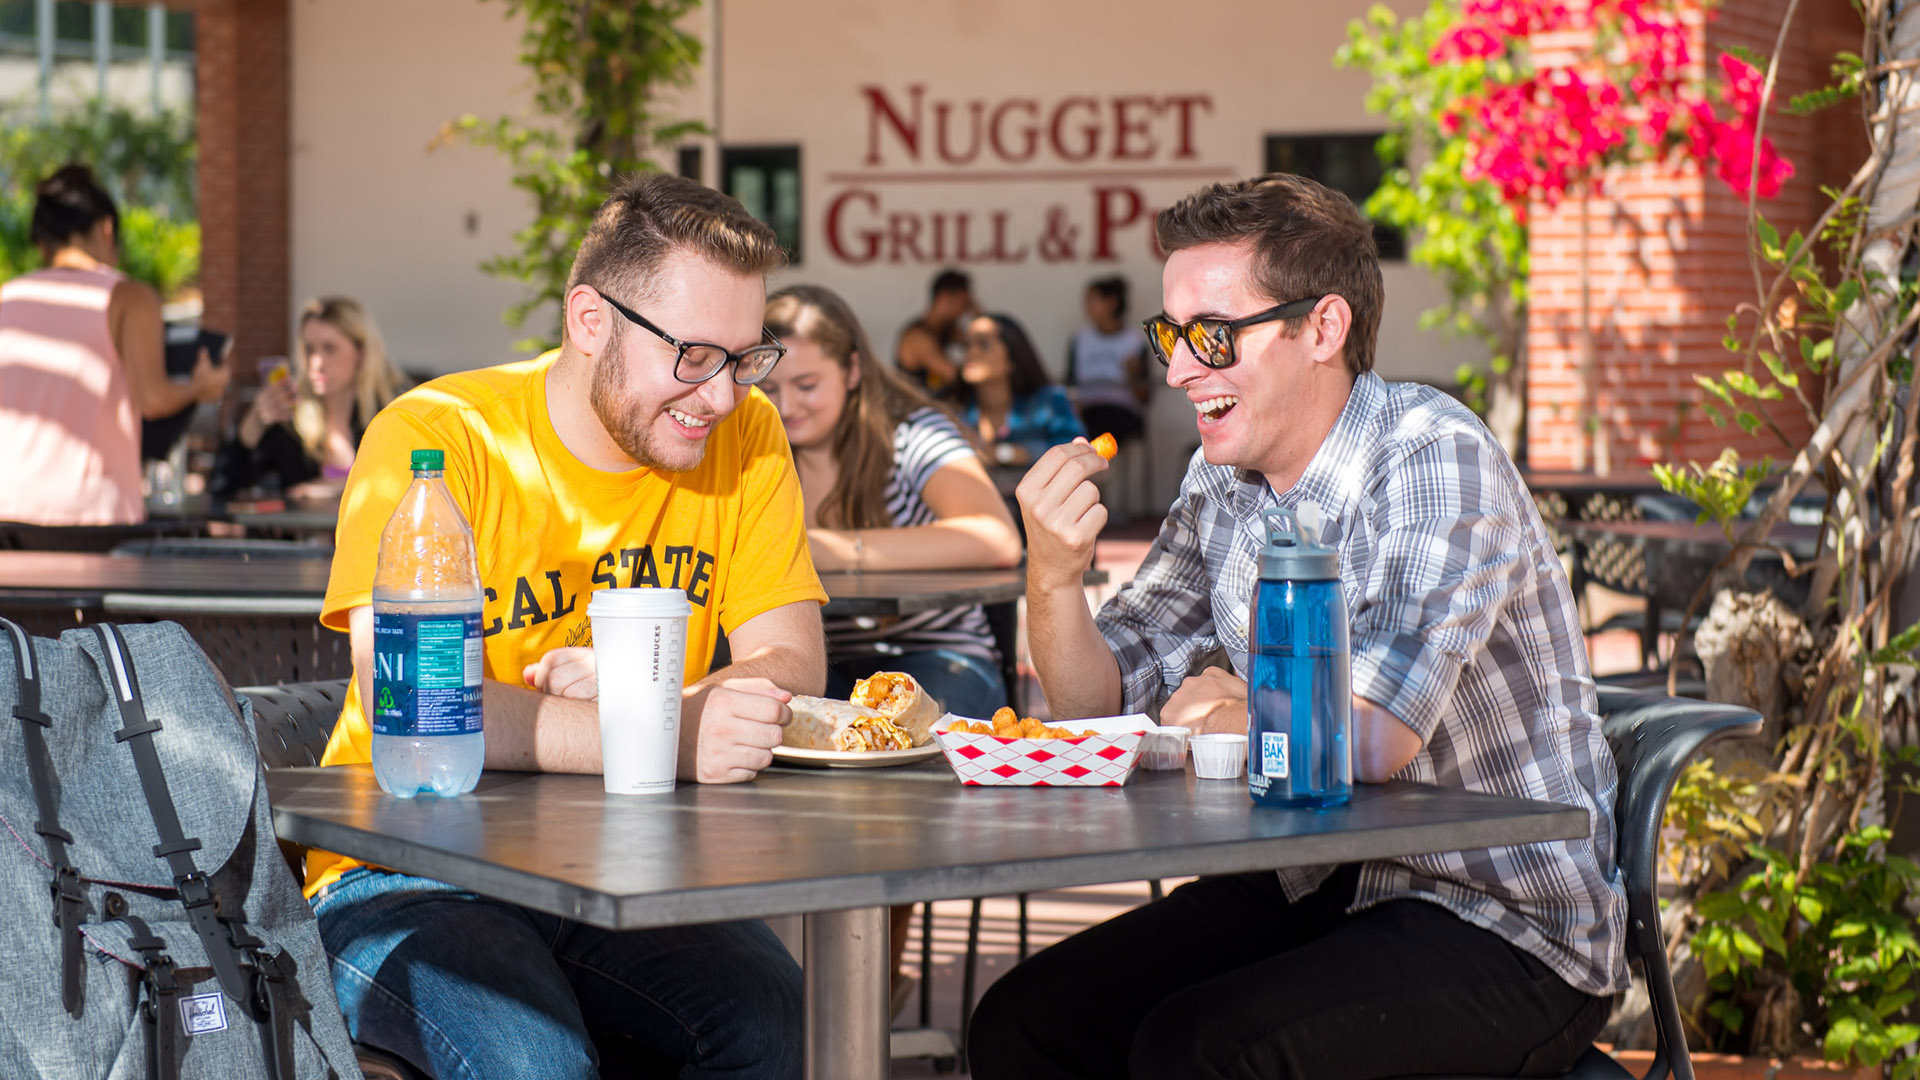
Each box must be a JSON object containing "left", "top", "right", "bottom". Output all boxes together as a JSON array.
[
  {"left": 242, "top": 678, "right": 348, "bottom": 769},
  {"left": 1412, "top": 685, "right": 1763, "bottom": 1080}
]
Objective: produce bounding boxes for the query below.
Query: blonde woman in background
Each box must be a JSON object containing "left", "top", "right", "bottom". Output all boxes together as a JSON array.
[{"left": 213, "top": 296, "right": 402, "bottom": 500}]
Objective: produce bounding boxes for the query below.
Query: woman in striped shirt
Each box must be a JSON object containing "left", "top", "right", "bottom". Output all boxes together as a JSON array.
[{"left": 761, "top": 284, "right": 1024, "bottom": 720}]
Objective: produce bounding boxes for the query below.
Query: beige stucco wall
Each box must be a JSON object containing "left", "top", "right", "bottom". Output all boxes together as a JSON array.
[
  {"left": 289, "top": 0, "right": 533, "bottom": 374},
  {"left": 289, "top": 0, "right": 1487, "bottom": 501}
]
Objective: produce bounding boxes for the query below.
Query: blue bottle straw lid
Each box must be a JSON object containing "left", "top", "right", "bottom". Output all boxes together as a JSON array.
[{"left": 1258, "top": 508, "right": 1339, "bottom": 580}]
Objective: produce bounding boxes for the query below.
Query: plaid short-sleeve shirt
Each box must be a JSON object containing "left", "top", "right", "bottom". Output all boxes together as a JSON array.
[{"left": 1096, "top": 373, "right": 1628, "bottom": 996}]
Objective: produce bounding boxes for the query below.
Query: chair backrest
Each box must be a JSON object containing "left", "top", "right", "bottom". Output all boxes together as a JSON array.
[
  {"left": 239, "top": 678, "right": 348, "bottom": 769},
  {"left": 1595, "top": 685, "right": 1763, "bottom": 1080}
]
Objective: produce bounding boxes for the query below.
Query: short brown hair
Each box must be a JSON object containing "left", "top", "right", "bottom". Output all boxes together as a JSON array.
[
  {"left": 566, "top": 173, "right": 787, "bottom": 310},
  {"left": 1155, "top": 173, "right": 1384, "bottom": 377}
]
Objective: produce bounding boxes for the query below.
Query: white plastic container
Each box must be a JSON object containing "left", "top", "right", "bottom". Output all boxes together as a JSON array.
[
  {"left": 1190, "top": 733, "right": 1249, "bottom": 780},
  {"left": 589, "top": 588, "right": 690, "bottom": 794},
  {"left": 1140, "top": 725, "right": 1192, "bottom": 770}
]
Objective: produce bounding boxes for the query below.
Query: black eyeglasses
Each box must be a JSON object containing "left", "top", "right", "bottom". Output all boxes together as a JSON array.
[
  {"left": 594, "top": 288, "right": 788, "bottom": 386},
  {"left": 1142, "top": 295, "right": 1328, "bottom": 369}
]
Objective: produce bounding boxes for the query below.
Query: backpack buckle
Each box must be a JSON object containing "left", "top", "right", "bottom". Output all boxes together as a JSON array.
[
  {"left": 140, "top": 955, "right": 178, "bottom": 1023},
  {"left": 174, "top": 872, "right": 215, "bottom": 911},
  {"left": 49, "top": 865, "right": 84, "bottom": 921}
]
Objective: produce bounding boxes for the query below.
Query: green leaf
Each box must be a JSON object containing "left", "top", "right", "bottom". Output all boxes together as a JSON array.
[
  {"left": 1871, "top": 620, "right": 1920, "bottom": 666},
  {"left": 1736, "top": 411, "right": 1762, "bottom": 435},
  {"left": 1797, "top": 894, "right": 1828, "bottom": 924}
]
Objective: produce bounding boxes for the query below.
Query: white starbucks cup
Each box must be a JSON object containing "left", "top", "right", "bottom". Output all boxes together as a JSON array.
[{"left": 588, "top": 587, "right": 691, "bottom": 794}]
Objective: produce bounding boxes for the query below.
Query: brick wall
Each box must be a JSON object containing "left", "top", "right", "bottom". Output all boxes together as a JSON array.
[
  {"left": 1523, "top": 0, "right": 1859, "bottom": 472},
  {"left": 195, "top": 0, "right": 290, "bottom": 382}
]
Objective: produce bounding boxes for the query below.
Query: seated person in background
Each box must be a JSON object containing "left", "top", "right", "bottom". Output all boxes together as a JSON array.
[
  {"left": 308, "top": 174, "right": 824, "bottom": 1080},
  {"left": 762, "top": 284, "right": 1021, "bottom": 717},
  {"left": 761, "top": 282, "right": 1024, "bottom": 1018},
  {"left": 955, "top": 313, "right": 1085, "bottom": 467},
  {"left": 213, "top": 296, "right": 402, "bottom": 500},
  {"left": 1065, "top": 275, "right": 1150, "bottom": 447},
  {"left": 895, "top": 266, "right": 975, "bottom": 395},
  {"left": 0, "top": 163, "right": 228, "bottom": 525},
  {"left": 976, "top": 173, "right": 1626, "bottom": 1079}
]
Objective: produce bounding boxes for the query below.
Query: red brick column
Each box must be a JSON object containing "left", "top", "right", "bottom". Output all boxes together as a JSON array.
[
  {"left": 195, "top": 0, "right": 290, "bottom": 377},
  {"left": 1523, "top": 0, "right": 1856, "bottom": 472}
]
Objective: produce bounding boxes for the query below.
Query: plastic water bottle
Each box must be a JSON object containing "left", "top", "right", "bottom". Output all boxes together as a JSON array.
[
  {"left": 370, "top": 448, "right": 484, "bottom": 798},
  {"left": 1248, "top": 507, "right": 1352, "bottom": 808}
]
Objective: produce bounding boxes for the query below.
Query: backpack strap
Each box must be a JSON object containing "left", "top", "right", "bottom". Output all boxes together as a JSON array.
[
  {"left": 115, "top": 909, "right": 181, "bottom": 1080},
  {"left": 93, "top": 625, "right": 257, "bottom": 1004},
  {"left": 92, "top": 625, "right": 298, "bottom": 1080},
  {"left": 2, "top": 616, "right": 87, "bottom": 1018}
]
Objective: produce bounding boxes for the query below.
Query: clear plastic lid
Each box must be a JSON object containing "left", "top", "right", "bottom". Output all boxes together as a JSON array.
[{"left": 587, "top": 587, "right": 691, "bottom": 618}]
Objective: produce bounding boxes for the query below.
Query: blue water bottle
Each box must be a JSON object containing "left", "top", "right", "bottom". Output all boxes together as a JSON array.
[{"left": 1249, "top": 507, "right": 1352, "bottom": 808}]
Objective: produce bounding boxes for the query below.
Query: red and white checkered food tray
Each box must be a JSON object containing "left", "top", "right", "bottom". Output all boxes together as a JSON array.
[{"left": 932, "top": 714, "right": 1154, "bottom": 786}]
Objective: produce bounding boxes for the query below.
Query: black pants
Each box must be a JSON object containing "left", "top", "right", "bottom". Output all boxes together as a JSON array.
[{"left": 968, "top": 866, "right": 1611, "bottom": 1080}]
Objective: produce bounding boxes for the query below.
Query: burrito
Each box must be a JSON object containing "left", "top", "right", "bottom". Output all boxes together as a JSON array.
[
  {"left": 850, "top": 672, "right": 942, "bottom": 747},
  {"left": 784, "top": 696, "right": 915, "bottom": 753}
]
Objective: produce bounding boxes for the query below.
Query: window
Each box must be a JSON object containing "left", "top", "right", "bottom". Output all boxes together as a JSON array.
[
  {"left": 677, "top": 144, "right": 703, "bottom": 182},
  {"left": 722, "top": 145, "right": 801, "bottom": 263},
  {"left": 1264, "top": 134, "right": 1404, "bottom": 261}
]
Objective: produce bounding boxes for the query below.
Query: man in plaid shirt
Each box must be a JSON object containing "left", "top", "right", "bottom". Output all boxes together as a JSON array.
[{"left": 970, "top": 174, "right": 1629, "bottom": 1079}]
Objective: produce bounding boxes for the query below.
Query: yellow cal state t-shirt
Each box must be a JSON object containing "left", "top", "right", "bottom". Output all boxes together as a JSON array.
[{"left": 304, "top": 350, "right": 825, "bottom": 896}]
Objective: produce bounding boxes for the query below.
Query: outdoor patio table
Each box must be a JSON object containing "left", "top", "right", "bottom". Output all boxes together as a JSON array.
[
  {"left": 220, "top": 496, "right": 342, "bottom": 539},
  {"left": 264, "top": 762, "right": 1586, "bottom": 1080},
  {"left": 0, "top": 552, "right": 1102, "bottom": 619},
  {"left": 813, "top": 567, "right": 1107, "bottom": 615}
]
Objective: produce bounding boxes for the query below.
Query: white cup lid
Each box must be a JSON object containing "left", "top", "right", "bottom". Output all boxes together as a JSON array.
[{"left": 587, "top": 587, "right": 691, "bottom": 618}]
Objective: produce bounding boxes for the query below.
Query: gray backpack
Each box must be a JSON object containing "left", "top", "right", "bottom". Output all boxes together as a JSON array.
[{"left": 0, "top": 618, "right": 362, "bottom": 1080}]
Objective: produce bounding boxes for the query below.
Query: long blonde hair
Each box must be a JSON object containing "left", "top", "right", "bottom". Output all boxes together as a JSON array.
[
  {"left": 764, "top": 285, "right": 946, "bottom": 530},
  {"left": 291, "top": 296, "right": 400, "bottom": 457}
]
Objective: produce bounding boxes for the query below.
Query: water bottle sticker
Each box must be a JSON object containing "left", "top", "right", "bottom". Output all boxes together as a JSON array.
[
  {"left": 372, "top": 612, "right": 484, "bottom": 737},
  {"left": 1262, "top": 731, "right": 1289, "bottom": 779}
]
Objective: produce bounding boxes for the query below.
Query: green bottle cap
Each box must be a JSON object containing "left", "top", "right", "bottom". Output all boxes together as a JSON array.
[{"left": 410, "top": 449, "right": 445, "bottom": 472}]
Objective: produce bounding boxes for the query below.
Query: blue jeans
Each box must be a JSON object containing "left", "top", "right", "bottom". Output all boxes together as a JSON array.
[
  {"left": 828, "top": 648, "right": 1008, "bottom": 720},
  {"left": 313, "top": 868, "right": 801, "bottom": 1080}
]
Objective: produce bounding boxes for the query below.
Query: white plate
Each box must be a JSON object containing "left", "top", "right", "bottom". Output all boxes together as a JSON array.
[{"left": 771, "top": 743, "right": 945, "bottom": 769}]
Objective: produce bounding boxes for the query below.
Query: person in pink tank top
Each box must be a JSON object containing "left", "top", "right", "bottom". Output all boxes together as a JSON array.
[{"left": 0, "top": 164, "right": 229, "bottom": 525}]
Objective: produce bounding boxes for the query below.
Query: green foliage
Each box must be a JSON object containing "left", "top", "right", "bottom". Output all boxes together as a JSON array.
[
  {"left": 1693, "top": 828, "right": 1920, "bottom": 1072},
  {"left": 116, "top": 207, "right": 199, "bottom": 298},
  {"left": 1665, "top": 756, "right": 1796, "bottom": 881},
  {"left": 443, "top": 0, "right": 707, "bottom": 351},
  {"left": 0, "top": 101, "right": 199, "bottom": 297},
  {"left": 1790, "top": 53, "right": 1866, "bottom": 116},
  {"left": 1336, "top": 1, "right": 1529, "bottom": 398},
  {"left": 1653, "top": 449, "right": 1775, "bottom": 530}
]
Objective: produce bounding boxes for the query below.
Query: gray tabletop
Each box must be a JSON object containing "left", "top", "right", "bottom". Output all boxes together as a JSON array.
[
  {"left": 267, "top": 763, "right": 1586, "bottom": 930},
  {"left": 225, "top": 499, "right": 342, "bottom": 536},
  {"left": 0, "top": 552, "right": 1101, "bottom": 618},
  {"left": 0, "top": 551, "right": 333, "bottom": 603},
  {"left": 813, "top": 568, "right": 1108, "bottom": 615}
]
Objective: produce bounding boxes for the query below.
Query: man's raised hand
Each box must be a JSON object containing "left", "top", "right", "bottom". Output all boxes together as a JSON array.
[{"left": 1014, "top": 439, "right": 1110, "bottom": 591}]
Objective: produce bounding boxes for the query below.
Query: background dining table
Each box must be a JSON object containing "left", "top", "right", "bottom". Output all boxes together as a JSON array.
[{"left": 0, "top": 551, "right": 1102, "bottom": 618}]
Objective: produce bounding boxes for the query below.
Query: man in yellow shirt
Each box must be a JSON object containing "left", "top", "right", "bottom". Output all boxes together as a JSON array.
[{"left": 308, "top": 175, "right": 824, "bottom": 1080}]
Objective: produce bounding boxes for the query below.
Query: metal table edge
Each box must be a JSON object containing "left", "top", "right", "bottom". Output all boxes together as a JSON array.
[{"left": 271, "top": 788, "right": 1587, "bottom": 932}]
